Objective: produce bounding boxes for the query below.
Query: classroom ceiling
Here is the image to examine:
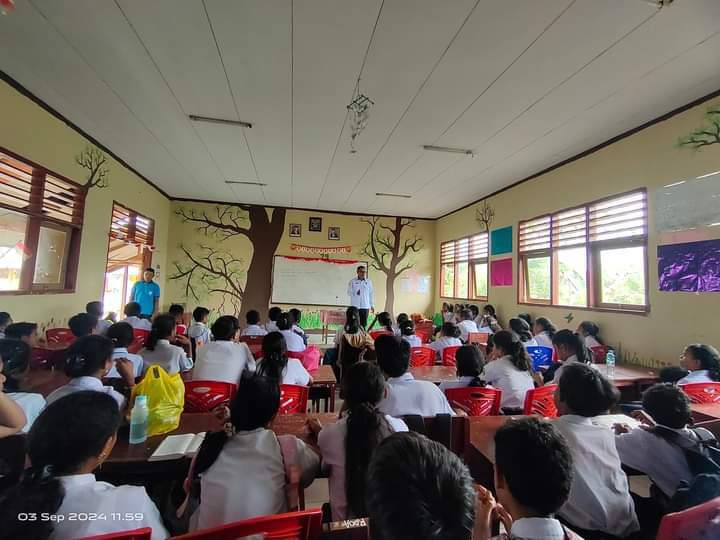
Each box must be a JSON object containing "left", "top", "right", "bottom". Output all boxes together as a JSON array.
[{"left": 1, "top": 1, "right": 720, "bottom": 218}]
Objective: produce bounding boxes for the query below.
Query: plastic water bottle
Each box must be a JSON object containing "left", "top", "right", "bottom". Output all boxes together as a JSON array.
[
  {"left": 129, "top": 395, "right": 149, "bottom": 444},
  {"left": 605, "top": 350, "right": 616, "bottom": 380}
]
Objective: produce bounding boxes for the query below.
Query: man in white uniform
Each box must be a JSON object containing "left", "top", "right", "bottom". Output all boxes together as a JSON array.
[{"left": 347, "top": 265, "right": 374, "bottom": 328}]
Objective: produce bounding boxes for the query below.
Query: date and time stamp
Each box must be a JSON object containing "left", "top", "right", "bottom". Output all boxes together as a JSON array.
[{"left": 16, "top": 512, "right": 145, "bottom": 523}]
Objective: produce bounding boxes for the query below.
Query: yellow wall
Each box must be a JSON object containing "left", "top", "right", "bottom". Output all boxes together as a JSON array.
[
  {"left": 0, "top": 80, "right": 171, "bottom": 326},
  {"left": 436, "top": 98, "right": 720, "bottom": 367}
]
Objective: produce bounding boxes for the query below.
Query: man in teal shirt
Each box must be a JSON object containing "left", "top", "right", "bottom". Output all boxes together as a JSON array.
[{"left": 130, "top": 267, "right": 160, "bottom": 319}]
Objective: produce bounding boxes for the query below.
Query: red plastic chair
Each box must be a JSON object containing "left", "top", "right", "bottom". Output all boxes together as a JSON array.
[
  {"left": 45, "top": 327, "right": 75, "bottom": 344},
  {"left": 680, "top": 382, "right": 720, "bottom": 404},
  {"left": 445, "top": 387, "right": 502, "bottom": 416},
  {"left": 415, "top": 328, "right": 431, "bottom": 344},
  {"left": 590, "top": 345, "right": 609, "bottom": 363},
  {"left": 441, "top": 346, "right": 461, "bottom": 367},
  {"left": 467, "top": 332, "right": 489, "bottom": 345},
  {"left": 30, "top": 347, "right": 55, "bottom": 369},
  {"left": 81, "top": 528, "right": 152, "bottom": 540},
  {"left": 656, "top": 496, "right": 720, "bottom": 540},
  {"left": 523, "top": 385, "right": 559, "bottom": 418},
  {"left": 279, "top": 384, "right": 309, "bottom": 414},
  {"left": 128, "top": 329, "right": 150, "bottom": 354},
  {"left": 184, "top": 381, "right": 238, "bottom": 413},
  {"left": 170, "top": 509, "right": 322, "bottom": 540},
  {"left": 239, "top": 335, "right": 264, "bottom": 357},
  {"left": 370, "top": 330, "right": 393, "bottom": 340},
  {"left": 409, "top": 346, "right": 435, "bottom": 367}
]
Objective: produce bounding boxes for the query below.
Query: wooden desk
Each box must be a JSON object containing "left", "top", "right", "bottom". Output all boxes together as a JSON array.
[
  {"left": 320, "top": 310, "right": 346, "bottom": 343},
  {"left": 309, "top": 365, "right": 337, "bottom": 412},
  {"left": 691, "top": 403, "right": 720, "bottom": 422},
  {"left": 409, "top": 365, "right": 456, "bottom": 384},
  {"left": 25, "top": 369, "right": 69, "bottom": 397}
]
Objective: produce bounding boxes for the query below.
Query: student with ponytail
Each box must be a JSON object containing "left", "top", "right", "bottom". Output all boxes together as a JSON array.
[
  {"left": 439, "top": 345, "right": 486, "bottom": 391},
  {"left": 399, "top": 319, "right": 422, "bottom": 348},
  {"left": 46, "top": 336, "right": 133, "bottom": 409},
  {"left": 105, "top": 321, "right": 144, "bottom": 380},
  {"left": 277, "top": 311, "right": 306, "bottom": 353},
  {"left": 140, "top": 314, "right": 193, "bottom": 375},
  {"left": 550, "top": 329, "right": 594, "bottom": 384},
  {"left": 0, "top": 391, "right": 167, "bottom": 539},
  {"left": 0, "top": 338, "right": 45, "bottom": 432},
  {"left": 508, "top": 317, "right": 538, "bottom": 347},
  {"left": 678, "top": 343, "right": 720, "bottom": 384},
  {"left": 577, "top": 321, "right": 604, "bottom": 349},
  {"left": 482, "top": 330, "right": 534, "bottom": 413},
  {"left": 428, "top": 321, "right": 462, "bottom": 363},
  {"left": 334, "top": 307, "right": 373, "bottom": 365},
  {"left": 257, "top": 331, "right": 312, "bottom": 386},
  {"left": 533, "top": 316, "right": 557, "bottom": 348},
  {"left": 307, "top": 362, "right": 408, "bottom": 520},
  {"left": 375, "top": 311, "right": 394, "bottom": 334},
  {"left": 190, "top": 374, "right": 319, "bottom": 530}
]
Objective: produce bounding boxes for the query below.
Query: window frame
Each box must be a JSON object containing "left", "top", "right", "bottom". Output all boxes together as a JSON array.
[
  {"left": 0, "top": 146, "right": 86, "bottom": 296},
  {"left": 517, "top": 188, "right": 649, "bottom": 314},
  {"left": 439, "top": 232, "right": 489, "bottom": 301}
]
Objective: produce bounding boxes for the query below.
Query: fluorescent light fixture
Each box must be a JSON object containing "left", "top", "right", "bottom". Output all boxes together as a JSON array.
[
  {"left": 225, "top": 180, "right": 267, "bottom": 187},
  {"left": 422, "top": 145, "right": 474, "bottom": 156},
  {"left": 697, "top": 170, "right": 720, "bottom": 180},
  {"left": 375, "top": 192, "right": 412, "bottom": 199},
  {"left": 663, "top": 180, "right": 685, "bottom": 188},
  {"left": 189, "top": 115, "right": 253, "bottom": 129},
  {"left": 710, "top": 222, "right": 720, "bottom": 227}
]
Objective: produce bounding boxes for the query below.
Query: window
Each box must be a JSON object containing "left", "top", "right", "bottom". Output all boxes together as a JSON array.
[
  {"left": 0, "top": 149, "right": 85, "bottom": 294},
  {"left": 519, "top": 189, "right": 648, "bottom": 311},
  {"left": 440, "top": 232, "right": 488, "bottom": 300}
]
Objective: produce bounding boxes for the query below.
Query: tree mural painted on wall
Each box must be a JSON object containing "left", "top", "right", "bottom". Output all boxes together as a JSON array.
[
  {"left": 360, "top": 216, "right": 423, "bottom": 315},
  {"left": 76, "top": 145, "right": 110, "bottom": 189},
  {"left": 677, "top": 106, "right": 720, "bottom": 150},
  {"left": 170, "top": 205, "right": 286, "bottom": 316}
]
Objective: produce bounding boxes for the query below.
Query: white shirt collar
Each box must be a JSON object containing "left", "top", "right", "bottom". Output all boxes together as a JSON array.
[
  {"left": 69, "top": 376, "right": 104, "bottom": 390},
  {"left": 58, "top": 473, "right": 96, "bottom": 488},
  {"left": 113, "top": 347, "right": 128, "bottom": 355},
  {"left": 566, "top": 354, "right": 578, "bottom": 363},
  {"left": 511, "top": 517, "right": 565, "bottom": 539},
  {"left": 388, "top": 372, "right": 414, "bottom": 383},
  {"left": 157, "top": 339, "right": 171, "bottom": 345},
  {"left": 558, "top": 413, "right": 594, "bottom": 425}
]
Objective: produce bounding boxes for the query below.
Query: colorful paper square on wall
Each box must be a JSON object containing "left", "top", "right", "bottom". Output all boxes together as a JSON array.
[
  {"left": 490, "top": 258, "right": 513, "bottom": 287},
  {"left": 490, "top": 226, "right": 513, "bottom": 255},
  {"left": 657, "top": 239, "right": 720, "bottom": 292}
]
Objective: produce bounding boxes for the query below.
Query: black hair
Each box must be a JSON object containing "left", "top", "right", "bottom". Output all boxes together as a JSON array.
[
  {"left": 469, "top": 305, "right": 479, "bottom": 317},
  {"left": 685, "top": 344, "right": 720, "bottom": 381},
  {"left": 4, "top": 322, "right": 37, "bottom": 340},
  {"left": 168, "top": 304, "right": 184, "bottom": 319},
  {"left": 68, "top": 312, "right": 98, "bottom": 338},
  {"left": 257, "top": 331, "right": 288, "bottom": 381},
  {"left": 0, "top": 311, "right": 11, "bottom": 328},
  {"left": 483, "top": 304, "right": 497, "bottom": 317},
  {"left": 193, "top": 307, "right": 210, "bottom": 322},
  {"left": 493, "top": 330, "right": 531, "bottom": 372},
  {"left": 64, "top": 335, "right": 113, "bottom": 378},
  {"left": 534, "top": 317, "right": 557, "bottom": 339},
  {"left": 578, "top": 321, "right": 603, "bottom": 345},
  {"left": 659, "top": 366, "right": 690, "bottom": 384},
  {"left": 377, "top": 312, "right": 393, "bottom": 332},
  {"left": 268, "top": 307, "right": 282, "bottom": 322},
  {"left": 211, "top": 315, "right": 240, "bottom": 341},
  {"left": 288, "top": 308, "right": 302, "bottom": 324},
  {"left": 344, "top": 306, "right": 361, "bottom": 334},
  {"left": 455, "top": 345, "right": 485, "bottom": 387},
  {"left": 144, "top": 314, "right": 175, "bottom": 351},
  {"left": 396, "top": 313, "right": 409, "bottom": 325},
  {"left": 85, "top": 301, "right": 103, "bottom": 317},
  {"left": 485, "top": 334, "right": 495, "bottom": 356},
  {"left": 494, "top": 418, "right": 573, "bottom": 516},
  {"left": 106, "top": 322, "right": 134, "bottom": 349},
  {"left": 343, "top": 362, "right": 391, "bottom": 518},
  {"left": 442, "top": 302, "right": 452, "bottom": 312},
  {"left": 194, "top": 374, "right": 280, "bottom": 477},
  {"left": 518, "top": 313, "right": 533, "bottom": 327},
  {"left": 144, "top": 267, "right": 155, "bottom": 274},
  {"left": 276, "top": 312, "right": 292, "bottom": 331},
  {"left": 558, "top": 363, "right": 619, "bottom": 417},
  {"left": 366, "top": 432, "right": 475, "bottom": 540},
  {"left": 552, "top": 329, "right": 591, "bottom": 365},
  {"left": 440, "top": 322, "right": 460, "bottom": 339},
  {"left": 123, "top": 302, "right": 141, "bottom": 317},
  {"left": 0, "top": 391, "right": 120, "bottom": 539},
  {"left": 0, "top": 338, "right": 31, "bottom": 392},
  {"left": 375, "top": 335, "right": 409, "bottom": 378},
  {"left": 460, "top": 309, "right": 473, "bottom": 321},
  {"left": 356, "top": 265, "right": 365, "bottom": 272},
  {"left": 399, "top": 319, "right": 415, "bottom": 337},
  {"left": 246, "top": 309, "right": 261, "bottom": 325},
  {"left": 642, "top": 384, "right": 692, "bottom": 429},
  {"left": 508, "top": 317, "right": 533, "bottom": 343}
]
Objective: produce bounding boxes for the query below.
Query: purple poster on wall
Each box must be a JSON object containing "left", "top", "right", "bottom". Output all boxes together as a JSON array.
[{"left": 657, "top": 239, "right": 720, "bottom": 292}]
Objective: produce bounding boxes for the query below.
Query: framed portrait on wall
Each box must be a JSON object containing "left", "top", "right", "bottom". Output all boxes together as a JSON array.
[
  {"left": 328, "top": 227, "right": 340, "bottom": 240},
  {"left": 289, "top": 223, "right": 301, "bottom": 237},
  {"left": 309, "top": 217, "right": 322, "bottom": 232}
]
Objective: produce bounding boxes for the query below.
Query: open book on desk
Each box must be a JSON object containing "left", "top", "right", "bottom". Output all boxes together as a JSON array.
[{"left": 149, "top": 432, "right": 206, "bottom": 462}]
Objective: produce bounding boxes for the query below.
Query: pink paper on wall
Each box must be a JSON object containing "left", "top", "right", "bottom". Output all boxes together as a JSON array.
[{"left": 490, "top": 258, "right": 513, "bottom": 287}]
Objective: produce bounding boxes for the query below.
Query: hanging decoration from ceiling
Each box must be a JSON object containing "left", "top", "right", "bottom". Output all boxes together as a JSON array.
[
  {"left": 347, "top": 92, "right": 374, "bottom": 154},
  {"left": 0, "top": 0, "right": 15, "bottom": 15}
]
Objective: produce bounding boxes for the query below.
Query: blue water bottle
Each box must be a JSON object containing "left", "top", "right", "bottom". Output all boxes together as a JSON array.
[
  {"left": 129, "top": 395, "right": 149, "bottom": 444},
  {"left": 605, "top": 350, "right": 616, "bottom": 379}
]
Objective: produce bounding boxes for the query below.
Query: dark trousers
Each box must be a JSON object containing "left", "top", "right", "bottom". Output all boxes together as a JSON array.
[{"left": 358, "top": 308, "right": 369, "bottom": 328}]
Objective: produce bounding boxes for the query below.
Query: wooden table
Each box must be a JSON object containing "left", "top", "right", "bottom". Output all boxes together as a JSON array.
[
  {"left": 32, "top": 341, "right": 72, "bottom": 369},
  {"left": 25, "top": 369, "right": 68, "bottom": 396},
  {"left": 309, "top": 365, "right": 337, "bottom": 412},
  {"left": 320, "top": 309, "right": 346, "bottom": 343},
  {"left": 691, "top": 403, "right": 720, "bottom": 422},
  {"left": 409, "top": 365, "right": 456, "bottom": 384}
]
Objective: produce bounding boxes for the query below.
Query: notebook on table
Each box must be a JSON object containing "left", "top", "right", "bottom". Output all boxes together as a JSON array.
[{"left": 149, "top": 432, "right": 206, "bottom": 462}]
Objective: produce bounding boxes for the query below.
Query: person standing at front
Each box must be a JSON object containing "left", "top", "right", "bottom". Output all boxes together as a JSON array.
[
  {"left": 347, "top": 265, "right": 374, "bottom": 328},
  {"left": 130, "top": 267, "right": 160, "bottom": 320}
]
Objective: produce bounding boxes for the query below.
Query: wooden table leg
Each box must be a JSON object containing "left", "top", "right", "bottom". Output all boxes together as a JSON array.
[{"left": 329, "top": 383, "right": 336, "bottom": 413}]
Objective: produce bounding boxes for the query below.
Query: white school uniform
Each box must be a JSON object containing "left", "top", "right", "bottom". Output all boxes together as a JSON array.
[
  {"left": 378, "top": 372, "right": 455, "bottom": 417},
  {"left": 442, "top": 312, "right": 455, "bottom": 323},
  {"left": 506, "top": 517, "right": 571, "bottom": 540},
  {"left": 265, "top": 321, "right": 279, "bottom": 333},
  {"left": 94, "top": 319, "right": 112, "bottom": 336},
  {"left": 678, "top": 369, "right": 714, "bottom": 385},
  {"left": 7, "top": 391, "right": 45, "bottom": 433},
  {"left": 141, "top": 339, "right": 193, "bottom": 375},
  {"left": 46, "top": 376, "right": 126, "bottom": 410},
  {"left": 51, "top": 474, "right": 168, "bottom": 540},
  {"left": 553, "top": 414, "right": 639, "bottom": 537},
  {"left": 187, "top": 321, "right": 212, "bottom": 345},
  {"left": 192, "top": 341, "right": 256, "bottom": 385},
  {"left": 292, "top": 324, "right": 305, "bottom": 336},
  {"left": 193, "top": 429, "right": 319, "bottom": 530},
  {"left": 318, "top": 414, "right": 408, "bottom": 521},
  {"left": 257, "top": 358, "right": 311, "bottom": 386},
  {"left": 241, "top": 324, "right": 268, "bottom": 337},
  {"left": 615, "top": 425, "right": 695, "bottom": 497},
  {"left": 280, "top": 329, "right": 306, "bottom": 353},
  {"left": 402, "top": 334, "right": 422, "bottom": 348},
  {"left": 106, "top": 347, "right": 144, "bottom": 379},
  {"left": 482, "top": 355, "right": 535, "bottom": 410},
  {"left": 457, "top": 319, "right": 479, "bottom": 342},
  {"left": 438, "top": 376, "right": 478, "bottom": 393},
  {"left": 123, "top": 315, "right": 152, "bottom": 331},
  {"left": 428, "top": 336, "right": 462, "bottom": 362},
  {"left": 584, "top": 335, "right": 602, "bottom": 349},
  {"left": 552, "top": 355, "right": 599, "bottom": 383},
  {"left": 0, "top": 330, "right": 4, "bottom": 339},
  {"left": 534, "top": 331, "right": 553, "bottom": 349},
  {"left": 347, "top": 278, "right": 374, "bottom": 309}
]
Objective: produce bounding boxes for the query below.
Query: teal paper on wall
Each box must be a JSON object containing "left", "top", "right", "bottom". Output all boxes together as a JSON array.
[{"left": 491, "top": 226, "right": 513, "bottom": 256}]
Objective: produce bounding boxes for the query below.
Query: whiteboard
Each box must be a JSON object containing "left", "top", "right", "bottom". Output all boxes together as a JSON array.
[{"left": 271, "top": 256, "right": 369, "bottom": 306}]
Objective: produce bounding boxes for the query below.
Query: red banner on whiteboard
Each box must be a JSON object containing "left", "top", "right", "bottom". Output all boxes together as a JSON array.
[
  {"left": 279, "top": 254, "right": 360, "bottom": 265},
  {"left": 290, "top": 243, "right": 352, "bottom": 255}
]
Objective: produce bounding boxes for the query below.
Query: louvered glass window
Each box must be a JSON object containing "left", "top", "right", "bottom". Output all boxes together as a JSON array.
[
  {"left": 440, "top": 232, "right": 489, "bottom": 300},
  {"left": 110, "top": 202, "right": 155, "bottom": 248}
]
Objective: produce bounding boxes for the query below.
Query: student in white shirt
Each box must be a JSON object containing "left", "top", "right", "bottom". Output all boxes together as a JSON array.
[
  {"left": 0, "top": 391, "right": 168, "bottom": 539},
  {"left": 677, "top": 343, "right": 720, "bottom": 385},
  {"left": 276, "top": 312, "right": 306, "bottom": 353},
  {"left": 478, "top": 304, "right": 502, "bottom": 333},
  {"left": 288, "top": 308, "right": 308, "bottom": 346},
  {"left": 474, "top": 418, "right": 582, "bottom": 540},
  {"left": 393, "top": 312, "right": 409, "bottom": 336},
  {"left": 509, "top": 317, "right": 538, "bottom": 348},
  {"left": 399, "top": 319, "right": 422, "bottom": 348},
  {"left": 308, "top": 361, "right": 408, "bottom": 521},
  {"left": 140, "top": 314, "right": 193, "bottom": 375},
  {"left": 87, "top": 301, "right": 111, "bottom": 336},
  {"left": 0, "top": 376, "right": 25, "bottom": 438},
  {"left": 193, "top": 315, "right": 256, "bottom": 385},
  {"left": 69, "top": 312, "right": 98, "bottom": 338},
  {"left": 105, "top": 322, "right": 144, "bottom": 379},
  {"left": 190, "top": 374, "right": 319, "bottom": 530},
  {"left": 376, "top": 335, "right": 454, "bottom": 417},
  {"left": 122, "top": 301, "right": 152, "bottom": 331},
  {"left": 47, "top": 336, "right": 133, "bottom": 410},
  {"left": 187, "top": 306, "right": 212, "bottom": 346},
  {"left": 441, "top": 303, "right": 455, "bottom": 324},
  {"left": 0, "top": 338, "right": 45, "bottom": 433},
  {"left": 577, "top": 321, "right": 604, "bottom": 350},
  {"left": 457, "top": 309, "right": 480, "bottom": 343},
  {"left": 553, "top": 363, "right": 639, "bottom": 538},
  {"left": 242, "top": 309, "right": 268, "bottom": 337},
  {"left": 532, "top": 317, "right": 557, "bottom": 349},
  {"left": 482, "top": 331, "right": 535, "bottom": 413},
  {"left": 550, "top": 330, "right": 595, "bottom": 384},
  {"left": 375, "top": 311, "right": 395, "bottom": 335},
  {"left": 0, "top": 311, "right": 11, "bottom": 340},
  {"left": 428, "top": 322, "right": 463, "bottom": 363},
  {"left": 257, "top": 331, "right": 312, "bottom": 386},
  {"left": 265, "top": 306, "right": 282, "bottom": 333},
  {"left": 439, "top": 345, "right": 486, "bottom": 392}
]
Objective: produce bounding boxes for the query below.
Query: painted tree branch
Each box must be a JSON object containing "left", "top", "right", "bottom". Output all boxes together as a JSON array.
[
  {"left": 75, "top": 146, "right": 109, "bottom": 189},
  {"left": 678, "top": 108, "right": 720, "bottom": 150},
  {"left": 475, "top": 200, "right": 495, "bottom": 233}
]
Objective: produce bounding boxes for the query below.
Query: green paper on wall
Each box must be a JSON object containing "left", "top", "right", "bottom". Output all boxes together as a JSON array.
[{"left": 491, "top": 226, "right": 513, "bottom": 255}]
